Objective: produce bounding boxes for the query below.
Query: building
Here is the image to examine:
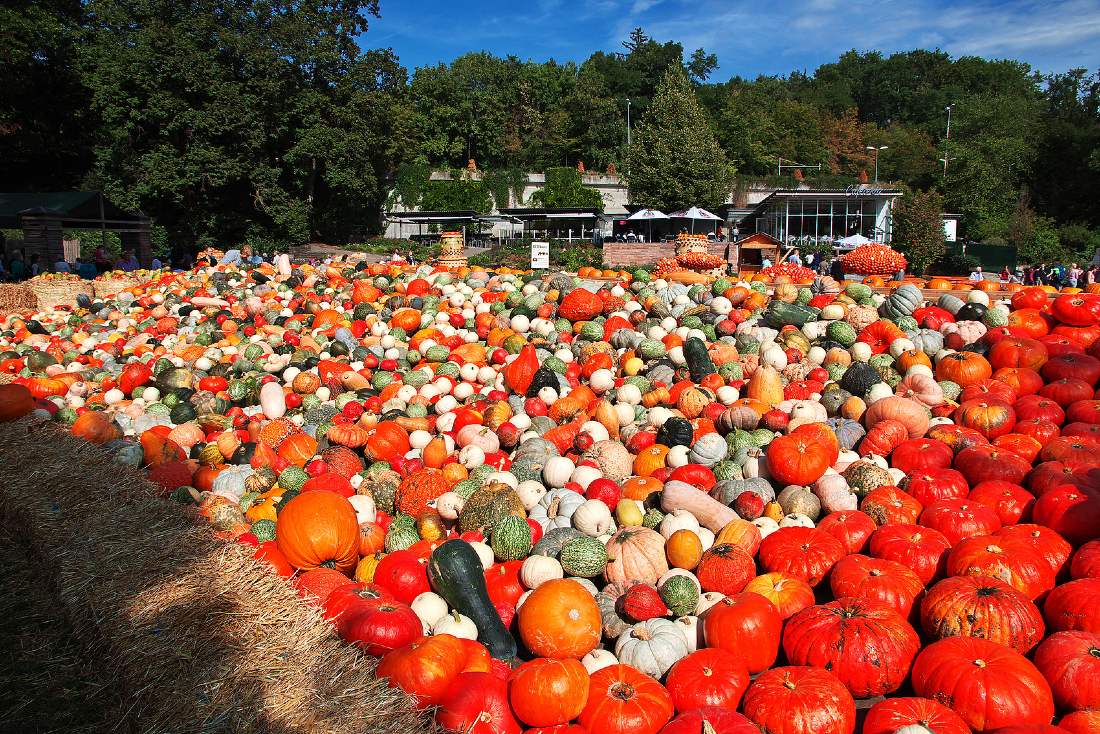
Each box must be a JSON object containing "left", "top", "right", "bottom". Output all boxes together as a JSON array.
[{"left": 736, "top": 186, "right": 902, "bottom": 248}]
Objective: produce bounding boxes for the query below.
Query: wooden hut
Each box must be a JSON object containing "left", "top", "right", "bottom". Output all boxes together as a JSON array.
[{"left": 725, "top": 233, "right": 781, "bottom": 276}]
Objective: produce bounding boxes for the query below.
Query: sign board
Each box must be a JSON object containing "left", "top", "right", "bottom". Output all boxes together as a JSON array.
[
  {"left": 943, "top": 219, "right": 957, "bottom": 242},
  {"left": 531, "top": 241, "right": 549, "bottom": 269},
  {"left": 845, "top": 185, "right": 885, "bottom": 197}
]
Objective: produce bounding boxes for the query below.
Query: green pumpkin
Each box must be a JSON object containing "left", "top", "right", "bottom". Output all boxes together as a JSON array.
[
  {"left": 559, "top": 536, "right": 609, "bottom": 578},
  {"left": 659, "top": 575, "right": 699, "bottom": 617},
  {"left": 490, "top": 515, "right": 533, "bottom": 561}
]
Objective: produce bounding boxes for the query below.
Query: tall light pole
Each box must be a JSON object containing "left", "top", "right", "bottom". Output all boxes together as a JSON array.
[
  {"left": 943, "top": 104, "right": 955, "bottom": 176},
  {"left": 866, "top": 146, "right": 888, "bottom": 182}
]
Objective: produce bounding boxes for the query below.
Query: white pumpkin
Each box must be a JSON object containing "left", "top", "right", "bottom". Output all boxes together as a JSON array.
[
  {"left": 751, "top": 516, "right": 780, "bottom": 539},
  {"left": 674, "top": 615, "right": 704, "bottom": 654},
  {"left": 515, "top": 480, "right": 547, "bottom": 511},
  {"left": 411, "top": 592, "right": 449, "bottom": 628},
  {"left": 889, "top": 337, "right": 916, "bottom": 359},
  {"left": 520, "top": 555, "right": 563, "bottom": 588},
  {"left": 589, "top": 368, "right": 616, "bottom": 394},
  {"left": 813, "top": 472, "right": 858, "bottom": 513},
  {"left": 666, "top": 444, "right": 691, "bottom": 468},
  {"left": 573, "top": 499, "right": 614, "bottom": 537},
  {"left": 614, "top": 402, "right": 636, "bottom": 426},
  {"left": 715, "top": 385, "right": 740, "bottom": 405},
  {"left": 761, "top": 345, "right": 788, "bottom": 371},
  {"left": 435, "top": 492, "right": 464, "bottom": 520},
  {"left": 615, "top": 618, "right": 690, "bottom": 679},
  {"left": 865, "top": 382, "right": 895, "bottom": 404},
  {"left": 966, "top": 289, "right": 990, "bottom": 305},
  {"left": 696, "top": 526, "right": 715, "bottom": 551},
  {"left": 693, "top": 591, "right": 726, "bottom": 618},
  {"left": 790, "top": 400, "right": 827, "bottom": 423},
  {"left": 581, "top": 649, "right": 619, "bottom": 674},
  {"left": 850, "top": 341, "right": 873, "bottom": 362},
  {"left": 660, "top": 509, "right": 700, "bottom": 540},
  {"left": 433, "top": 611, "right": 478, "bottom": 640},
  {"left": 688, "top": 432, "right": 728, "bottom": 467},
  {"left": 616, "top": 383, "right": 642, "bottom": 405},
  {"left": 530, "top": 488, "right": 586, "bottom": 531},
  {"left": 741, "top": 447, "right": 772, "bottom": 481},
  {"left": 542, "top": 456, "right": 576, "bottom": 488},
  {"left": 569, "top": 464, "right": 603, "bottom": 490},
  {"left": 779, "top": 512, "right": 815, "bottom": 528},
  {"left": 347, "top": 495, "right": 376, "bottom": 524},
  {"left": 469, "top": 541, "right": 495, "bottom": 570},
  {"left": 906, "top": 363, "right": 934, "bottom": 378}
]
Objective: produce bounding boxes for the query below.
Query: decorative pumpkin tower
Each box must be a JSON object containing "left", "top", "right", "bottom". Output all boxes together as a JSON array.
[
  {"left": 437, "top": 232, "right": 467, "bottom": 269},
  {"left": 657, "top": 233, "right": 727, "bottom": 279}
]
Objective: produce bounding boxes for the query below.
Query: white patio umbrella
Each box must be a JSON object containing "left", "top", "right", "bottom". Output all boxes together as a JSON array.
[
  {"left": 668, "top": 206, "right": 723, "bottom": 235},
  {"left": 838, "top": 233, "right": 873, "bottom": 246},
  {"left": 625, "top": 208, "right": 668, "bottom": 242}
]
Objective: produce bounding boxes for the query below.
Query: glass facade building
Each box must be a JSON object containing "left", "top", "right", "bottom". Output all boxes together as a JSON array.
[{"left": 749, "top": 189, "right": 901, "bottom": 248}]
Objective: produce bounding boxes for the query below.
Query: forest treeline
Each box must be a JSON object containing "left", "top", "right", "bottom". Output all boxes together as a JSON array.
[{"left": 1, "top": 1, "right": 1098, "bottom": 263}]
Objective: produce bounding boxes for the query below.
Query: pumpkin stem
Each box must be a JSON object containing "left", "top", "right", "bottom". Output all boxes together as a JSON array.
[
  {"left": 973, "top": 659, "right": 986, "bottom": 668},
  {"left": 633, "top": 626, "right": 652, "bottom": 641},
  {"left": 609, "top": 682, "right": 636, "bottom": 701},
  {"left": 702, "top": 721, "right": 717, "bottom": 734},
  {"left": 1091, "top": 647, "right": 1100, "bottom": 659},
  {"left": 319, "top": 559, "right": 337, "bottom": 569}
]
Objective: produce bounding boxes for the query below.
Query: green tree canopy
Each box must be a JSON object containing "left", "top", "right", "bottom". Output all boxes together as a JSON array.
[
  {"left": 891, "top": 187, "right": 946, "bottom": 275},
  {"left": 528, "top": 168, "right": 602, "bottom": 210},
  {"left": 625, "top": 67, "right": 735, "bottom": 211}
]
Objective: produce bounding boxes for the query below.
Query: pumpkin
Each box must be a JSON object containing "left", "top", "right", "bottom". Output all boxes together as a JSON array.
[
  {"left": 829, "top": 553, "right": 925, "bottom": 620},
  {"left": 603, "top": 527, "right": 669, "bottom": 585},
  {"left": 783, "top": 597, "right": 921, "bottom": 698},
  {"left": 377, "top": 634, "right": 468, "bottom": 709},
  {"left": 702, "top": 592, "right": 783, "bottom": 674},
  {"left": 275, "top": 490, "right": 360, "bottom": 574},
  {"left": 745, "top": 365, "right": 784, "bottom": 406},
  {"left": 758, "top": 526, "right": 845, "bottom": 587},
  {"left": 862, "top": 697, "right": 970, "bottom": 734},
  {"left": 869, "top": 523, "right": 952, "bottom": 586},
  {"left": 694, "top": 543, "right": 755, "bottom": 596},
  {"left": 517, "top": 579, "right": 601, "bottom": 659},
  {"left": 0, "top": 383, "right": 33, "bottom": 422},
  {"left": 71, "top": 411, "right": 123, "bottom": 444},
  {"left": 742, "top": 572, "right": 815, "bottom": 620},
  {"left": 945, "top": 536, "right": 1055, "bottom": 601},
  {"left": 507, "top": 658, "right": 590, "bottom": 728},
  {"left": 920, "top": 575, "right": 1044, "bottom": 654},
  {"left": 1032, "top": 630, "right": 1100, "bottom": 712},
  {"left": 577, "top": 664, "right": 674, "bottom": 734},
  {"left": 911, "top": 636, "right": 1055, "bottom": 732},
  {"left": 936, "top": 352, "right": 993, "bottom": 388},
  {"left": 765, "top": 433, "right": 830, "bottom": 487},
  {"left": 1042, "top": 578, "right": 1100, "bottom": 633},
  {"left": 864, "top": 395, "right": 930, "bottom": 439},
  {"left": 614, "top": 617, "right": 690, "bottom": 679},
  {"left": 741, "top": 666, "right": 856, "bottom": 734}
]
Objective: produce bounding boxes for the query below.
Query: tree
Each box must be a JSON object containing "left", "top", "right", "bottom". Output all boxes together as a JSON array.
[
  {"left": 82, "top": 0, "right": 397, "bottom": 249},
  {"left": 891, "top": 187, "right": 946, "bottom": 275},
  {"left": 625, "top": 67, "right": 735, "bottom": 211},
  {"left": 528, "top": 167, "right": 602, "bottom": 210}
]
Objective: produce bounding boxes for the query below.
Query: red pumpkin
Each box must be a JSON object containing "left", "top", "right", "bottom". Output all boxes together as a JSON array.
[
  {"left": 1040, "top": 334, "right": 1085, "bottom": 358},
  {"left": 869, "top": 523, "right": 952, "bottom": 586},
  {"left": 577, "top": 664, "right": 674, "bottom": 734},
  {"left": 507, "top": 658, "right": 589, "bottom": 727},
  {"left": 1041, "top": 436, "right": 1100, "bottom": 466},
  {"left": 815, "top": 510, "right": 876, "bottom": 555},
  {"left": 0, "top": 383, "right": 33, "bottom": 422},
  {"left": 1032, "top": 630, "right": 1100, "bottom": 712},
  {"left": 830, "top": 553, "right": 925, "bottom": 620},
  {"left": 994, "top": 524, "right": 1073, "bottom": 579},
  {"left": 945, "top": 536, "right": 1055, "bottom": 601},
  {"left": 919, "top": 498, "right": 1003, "bottom": 546},
  {"left": 336, "top": 598, "right": 422, "bottom": 656},
  {"left": 911, "top": 637, "right": 1055, "bottom": 732},
  {"left": 782, "top": 598, "right": 920, "bottom": 698},
  {"left": 920, "top": 575, "right": 1044, "bottom": 654},
  {"left": 1067, "top": 399, "right": 1100, "bottom": 424},
  {"left": 485, "top": 560, "right": 525, "bottom": 607},
  {"left": 253, "top": 541, "right": 295, "bottom": 579},
  {"left": 1028, "top": 460, "right": 1092, "bottom": 496},
  {"left": 741, "top": 666, "right": 855, "bottom": 734},
  {"left": 436, "top": 672, "right": 522, "bottom": 734},
  {"left": 862, "top": 697, "right": 970, "bottom": 734},
  {"left": 1052, "top": 293, "right": 1100, "bottom": 326},
  {"left": 862, "top": 486, "right": 924, "bottom": 526},
  {"left": 968, "top": 481, "right": 1036, "bottom": 525},
  {"left": 1033, "top": 486, "right": 1100, "bottom": 547},
  {"left": 323, "top": 582, "right": 394, "bottom": 623},
  {"left": 1062, "top": 710, "right": 1100, "bottom": 734},
  {"left": 954, "top": 444, "right": 1031, "bottom": 488},
  {"left": 955, "top": 399, "right": 1017, "bottom": 440},
  {"left": 1040, "top": 378, "right": 1095, "bottom": 409},
  {"left": 742, "top": 572, "right": 816, "bottom": 620},
  {"left": 694, "top": 543, "right": 755, "bottom": 596},
  {"left": 1057, "top": 323, "right": 1100, "bottom": 348},
  {"left": 936, "top": 352, "right": 993, "bottom": 388},
  {"left": 376, "top": 634, "right": 468, "bottom": 709},
  {"left": 758, "top": 526, "right": 845, "bottom": 587},
  {"left": 1071, "top": 539, "right": 1100, "bottom": 579},
  {"left": 988, "top": 337, "right": 1050, "bottom": 372},
  {"left": 701, "top": 592, "right": 783, "bottom": 674},
  {"left": 899, "top": 468, "right": 970, "bottom": 506},
  {"left": 275, "top": 490, "right": 359, "bottom": 574},
  {"left": 993, "top": 433, "right": 1044, "bottom": 463},
  {"left": 659, "top": 707, "right": 761, "bottom": 734},
  {"left": 927, "top": 424, "right": 990, "bottom": 457},
  {"left": 372, "top": 545, "right": 432, "bottom": 601},
  {"left": 664, "top": 648, "right": 750, "bottom": 714},
  {"left": 765, "top": 433, "right": 830, "bottom": 487},
  {"left": 364, "top": 421, "right": 411, "bottom": 462},
  {"left": 1015, "top": 419, "right": 1062, "bottom": 445},
  {"left": 994, "top": 367, "right": 1045, "bottom": 396},
  {"left": 890, "top": 438, "right": 955, "bottom": 475},
  {"left": 960, "top": 377, "right": 1019, "bottom": 405},
  {"left": 1044, "top": 578, "right": 1100, "bottom": 633},
  {"left": 859, "top": 419, "right": 910, "bottom": 457},
  {"left": 1007, "top": 308, "right": 1054, "bottom": 339}
]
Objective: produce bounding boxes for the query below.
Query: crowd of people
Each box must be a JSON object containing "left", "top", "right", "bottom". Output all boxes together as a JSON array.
[{"left": 1020, "top": 262, "right": 1098, "bottom": 289}]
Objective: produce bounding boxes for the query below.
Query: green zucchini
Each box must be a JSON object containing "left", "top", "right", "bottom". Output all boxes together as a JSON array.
[
  {"left": 763, "top": 301, "right": 820, "bottom": 329},
  {"left": 682, "top": 336, "right": 716, "bottom": 383},
  {"left": 427, "top": 540, "right": 518, "bottom": 660}
]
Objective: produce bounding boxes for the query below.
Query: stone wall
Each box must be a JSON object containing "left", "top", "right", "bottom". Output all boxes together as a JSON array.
[{"left": 602, "top": 239, "right": 676, "bottom": 266}]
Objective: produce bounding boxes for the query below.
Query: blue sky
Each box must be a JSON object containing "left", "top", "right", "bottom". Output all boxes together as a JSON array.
[{"left": 364, "top": 0, "right": 1100, "bottom": 81}]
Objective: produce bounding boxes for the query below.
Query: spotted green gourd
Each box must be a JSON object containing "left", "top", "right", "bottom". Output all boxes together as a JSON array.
[
  {"left": 544, "top": 355, "right": 568, "bottom": 374},
  {"left": 385, "top": 515, "right": 420, "bottom": 552},
  {"left": 712, "top": 278, "right": 732, "bottom": 296},
  {"left": 451, "top": 478, "right": 482, "bottom": 501},
  {"left": 796, "top": 288, "right": 813, "bottom": 306},
  {"left": 491, "top": 515, "right": 532, "bottom": 561},
  {"left": 436, "top": 362, "right": 461, "bottom": 379},
  {"left": 559, "top": 535, "right": 610, "bottom": 577},
  {"left": 751, "top": 429, "right": 776, "bottom": 446},
  {"left": 826, "top": 321, "right": 857, "bottom": 347},
  {"left": 510, "top": 461, "right": 545, "bottom": 484},
  {"left": 895, "top": 315, "right": 918, "bottom": 332},
  {"left": 581, "top": 321, "right": 604, "bottom": 341},
  {"left": 841, "top": 462, "right": 894, "bottom": 500},
  {"left": 406, "top": 403, "right": 428, "bottom": 419},
  {"left": 623, "top": 375, "right": 651, "bottom": 394},
  {"left": 727, "top": 430, "right": 757, "bottom": 452},
  {"left": 278, "top": 466, "right": 310, "bottom": 493},
  {"left": 372, "top": 371, "right": 394, "bottom": 390},
  {"left": 868, "top": 353, "right": 894, "bottom": 369},
  {"left": 826, "top": 362, "right": 849, "bottom": 381},
  {"left": 643, "top": 508, "right": 665, "bottom": 529},
  {"left": 637, "top": 339, "right": 667, "bottom": 360},
  {"left": 983, "top": 308, "right": 1009, "bottom": 327},
  {"left": 846, "top": 283, "right": 872, "bottom": 300},
  {"left": 425, "top": 345, "right": 451, "bottom": 362},
  {"left": 939, "top": 380, "right": 962, "bottom": 401},
  {"left": 718, "top": 362, "right": 743, "bottom": 381},
  {"left": 660, "top": 575, "right": 700, "bottom": 617},
  {"left": 469, "top": 465, "right": 496, "bottom": 483},
  {"left": 712, "top": 461, "right": 742, "bottom": 482},
  {"left": 749, "top": 281, "right": 767, "bottom": 294},
  {"left": 251, "top": 518, "right": 276, "bottom": 543},
  {"left": 403, "top": 370, "right": 431, "bottom": 388}
]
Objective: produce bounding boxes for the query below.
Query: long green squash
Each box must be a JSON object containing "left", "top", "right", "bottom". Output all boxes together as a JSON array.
[
  {"left": 682, "top": 336, "right": 717, "bottom": 383},
  {"left": 427, "top": 539, "right": 517, "bottom": 660}
]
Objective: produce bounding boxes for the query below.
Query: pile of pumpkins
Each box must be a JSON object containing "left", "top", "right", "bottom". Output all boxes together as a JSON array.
[{"left": 4, "top": 257, "right": 1100, "bottom": 734}]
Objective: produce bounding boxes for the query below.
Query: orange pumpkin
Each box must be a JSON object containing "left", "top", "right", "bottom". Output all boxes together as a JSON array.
[
  {"left": 278, "top": 433, "right": 318, "bottom": 467},
  {"left": 516, "top": 579, "right": 601, "bottom": 659},
  {"left": 275, "top": 490, "right": 359, "bottom": 574},
  {"left": 0, "top": 384, "right": 34, "bottom": 422},
  {"left": 71, "top": 411, "right": 124, "bottom": 444}
]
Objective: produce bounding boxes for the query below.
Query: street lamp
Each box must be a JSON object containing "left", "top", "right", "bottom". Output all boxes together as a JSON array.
[
  {"left": 943, "top": 104, "right": 955, "bottom": 176},
  {"left": 626, "top": 98, "right": 631, "bottom": 176},
  {"left": 865, "top": 146, "right": 888, "bottom": 182}
]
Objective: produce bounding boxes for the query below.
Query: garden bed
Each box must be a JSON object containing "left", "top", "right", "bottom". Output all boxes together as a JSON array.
[{"left": 0, "top": 419, "right": 431, "bottom": 734}]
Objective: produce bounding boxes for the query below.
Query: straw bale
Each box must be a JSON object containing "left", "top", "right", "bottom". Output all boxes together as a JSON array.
[
  {"left": 0, "top": 419, "right": 434, "bottom": 734},
  {"left": 0, "top": 283, "right": 38, "bottom": 317}
]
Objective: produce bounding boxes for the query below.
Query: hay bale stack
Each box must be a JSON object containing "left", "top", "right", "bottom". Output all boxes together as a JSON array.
[
  {"left": 0, "top": 283, "right": 38, "bottom": 316},
  {"left": 0, "top": 419, "right": 432, "bottom": 734}
]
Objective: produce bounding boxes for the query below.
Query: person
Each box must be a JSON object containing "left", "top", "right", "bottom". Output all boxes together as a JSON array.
[
  {"left": 201, "top": 247, "right": 218, "bottom": 267},
  {"left": 1035, "top": 263, "right": 1048, "bottom": 286},
  {"left": 830, "top": 256, "right": 844, "bottom": 281},
  {"left": 29, "top": 253, "right": 41, "bottom": 277},
  {"left": 731, "top": 226, "right": 740, "bottom": 240},
  {"left": 1000, "top": 266, "right": 1012, "bottom": 282},
  {"left": 1088, "top": 266, "right": 1098, "bottom": 285},
  {"left": 117, "top": 251, "right": 139, "bottom": 272},
  {"left": 894, "top": 266, "right": 906, "bottom": 282},
  {"left": 761, "top": 255, "right": 772, "bottom": 269},
  {"left": 94, "top": 245, "right": 107, "bottom": 274},
  {"left": 625, "top": 230, "right": 637, "bottom": 243},
  {"left": 1050, "top": 263, "right": 1064, "bottom": 289},
  {"left": 788, "top": 250, "right": 802, "bottom": 267},
  {"left": 54, "top": 255, "right": 71, "bottom": 274},
  {"left": 391, "top": 249, "right": 404, "bottom": 263},
  {"left": 407, "top": 250, "right": 417, "bottom": 266},
  {"left": 10, "top": 252, "right": 25, "bottom": 281},
  {"left": 178, "top": 249, "right": 192, "bottom": 270},
  {"left": 1024, "top": 265, "right": 1035, "bottom": 285},
  {"left": 77, "top": 257, "right": 97, "bottom": 280},
  {"left": 969, "top": 265, "right": 983, "bottom": 282},
  {"left": 1069, "top": 263, "right": 1083, "bottom": 288}
]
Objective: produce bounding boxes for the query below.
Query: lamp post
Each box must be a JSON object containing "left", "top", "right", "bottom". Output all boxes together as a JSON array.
[
  {"left": 943, "top": 104, "right": 955, "bottom": 176},
  {"left": 866, "top": 146, "right": 888, "bottom": 182},
  {"left": 626, "top": 98, "right": 631, "bottom": 176}
]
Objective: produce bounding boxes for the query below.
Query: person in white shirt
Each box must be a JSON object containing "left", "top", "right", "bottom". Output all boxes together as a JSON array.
[
  {"left": 761, "top": 256, "right": 772, "bottom": 268},
  {"left": 788, "top": 251, "right": 802, "bottom": 266},
  {"left": 969, "top": 266, "right": 984, "bottom": 282}
]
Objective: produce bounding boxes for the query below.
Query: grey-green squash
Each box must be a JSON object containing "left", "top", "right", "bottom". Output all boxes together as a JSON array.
[{"left": 559, "top": 536, "right": 610, "bottom": 577}]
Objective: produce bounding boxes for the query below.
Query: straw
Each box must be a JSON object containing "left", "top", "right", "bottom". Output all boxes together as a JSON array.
[{"left": 0, "top": 419, "right": 434, "bottom": 734}]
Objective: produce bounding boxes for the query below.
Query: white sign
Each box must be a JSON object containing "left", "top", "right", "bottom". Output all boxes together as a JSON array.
[
  {"left": 845, "top": 185, "right": 885, "bottom": 197},
  {"left": 943, "top": 219, "right": 957, "bottom": 242},
  {"left": 531, "top": 241, "right": 549, "bottom": 269}
]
